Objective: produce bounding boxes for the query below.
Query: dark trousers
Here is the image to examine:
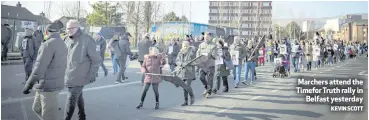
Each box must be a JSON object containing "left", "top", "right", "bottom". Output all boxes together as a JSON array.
[
  {"left": 139, "top": 61, "right": 145, "bottom": 84},
  {"left": 140, "top": 83, "right": 159, "bottom": 103},
  {"left": 23, "top": 57, "right": 34, "bottom": 81},
  {"left": 64, "top": 86, "right": 85, "bottom": 120},
  {"left": 213, "top": 76, "right": 228, "bottom": 91},
  {"left": 307, "top": 61, "right": 312, "bottom": 71},
  {"left": 199, "top": 67, "right": 215, "bottom": 94},
  {"left": 96, "top": 58, "right": 108, "bottom": 77},
  {"left": 116, "top": 59, "right": 127, "bottom": 82},
  {"left": 183, "top": 80, "right": 193, "bottom": 102},
  {"left": 1, "top": 42, "right": 9, "bottom": 60}
]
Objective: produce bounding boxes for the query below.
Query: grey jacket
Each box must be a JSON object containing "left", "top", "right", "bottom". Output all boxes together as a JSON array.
[
  {"left": 215, "top": 47, "right": 231, "bottom": 77},
  {"left": 137, "top": 38, "right": 152, "bottom": 62},
  {"left": 196, "top": 41, "right": 217, "bottom": 67},
  {"left": 167, "top": 43, "right": 180, "bottom": 65},
  {"left": 64, "top": 30, "right": 102, "bottom": 87},
  {"left": 229, "top": 42, "right": 247, "bottom": 65},
  {"left": 33, "top": 30, "right": 44, "bottom": 52},
  {"left": 114, "top": 35, "right": 133, "bottom": 60},
  {"left": 175, "top": 46, "right": 196, "bottom": 80},
  {"left": 19, "top": 36, "right": 37, "bottom": 59},
  {"left": 95, "top": 38, "right": 107, "bottom": 58},
  {"left": 25, "top": 33, "right": 68, "bottom": 92}
]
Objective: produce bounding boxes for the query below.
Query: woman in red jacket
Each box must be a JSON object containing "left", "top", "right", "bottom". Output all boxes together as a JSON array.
[{"left": 136, "top": 47, "right": 166, "bottom": 110}]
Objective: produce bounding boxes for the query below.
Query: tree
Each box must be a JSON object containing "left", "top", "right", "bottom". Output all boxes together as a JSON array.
[
  {"left": 86, "top": 1, "right": 122, "bottom": 26},
  {"left": 58, "top": 1, "right": 87, "bottom": 19},
  {"left": 231, "top": 1, "right": 242, "bottom": 36},
  {"left": 285, "top": 21, "right": 302, "bottom": 40},
  {"left": 162, "top": 12, "right": 188, "bottom": 22},
  {"left": 118, "top": 1, "right": 142, "bottom": 47},
  {"left": 217, "top": 1, "right": 226, "bottom": 28}
]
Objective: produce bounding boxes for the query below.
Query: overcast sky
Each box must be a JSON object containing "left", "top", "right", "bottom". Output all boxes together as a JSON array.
[{"left": 2, "top": 1, "right": 368, "bottom": 24}]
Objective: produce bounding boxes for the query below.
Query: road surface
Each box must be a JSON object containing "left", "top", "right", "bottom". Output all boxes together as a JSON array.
[{"left": 1, "top": 55, "right": 368, "bottom": 120}]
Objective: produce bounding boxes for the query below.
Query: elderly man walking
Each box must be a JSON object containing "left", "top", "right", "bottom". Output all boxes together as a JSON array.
[
  {"left": 64, "top": 20, "right": 102, "bottom": 120},
  {"left": 23, "top": 20, "right": 67, "bottom": 120},
  {"left": 114, "top": 32, "right": 133, "bottom": 83}
]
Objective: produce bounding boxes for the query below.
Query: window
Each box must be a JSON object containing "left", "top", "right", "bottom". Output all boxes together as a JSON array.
[
  {"left": 210, "top": 9, "right": 217, "bottom": 13},
  {"left": 242, "top": 2, "right": 248, "bottom": 6},
  {"left": 263, "top": 2, "right": 269, "bottom": 6},
  {"left": 242, "top": 31, "right": 248, "bottom": 35},
  {"left": 252, "top": 2, "right": 257, "bottom": 6}
]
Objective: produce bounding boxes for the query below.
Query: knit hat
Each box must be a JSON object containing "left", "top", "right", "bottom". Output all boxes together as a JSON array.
[{"left": 47, "top": 20, "right": 63, "bottom": 32}]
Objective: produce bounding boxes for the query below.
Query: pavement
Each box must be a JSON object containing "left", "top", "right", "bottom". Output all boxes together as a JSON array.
[{"left": 1, "top": 55, "right": 368, "bottom": 120}]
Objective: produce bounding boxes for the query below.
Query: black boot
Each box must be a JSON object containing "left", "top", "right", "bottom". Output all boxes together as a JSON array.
[
  {"left": 154, "top": 102, "right": 159, "bottom": 110},
  {"left": 181, "top": 102, "right": 188, "bottom": 106},
  {"left": 136, "top": 102, "right": 143, "bottom": 109},
  {"left": 213, "top": 89, "right": 217, "bottom": 94},
  {"left": 190, "top": 95, "right": 195, "bottom": 105}
]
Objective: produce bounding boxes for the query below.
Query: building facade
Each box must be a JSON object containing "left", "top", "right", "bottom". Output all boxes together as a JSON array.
[
  {"left": 208, "top": 1, "right": 272, "bottom": 38},
  {"left": 341, "top": 19, "right": 367, "bottom": 43}
]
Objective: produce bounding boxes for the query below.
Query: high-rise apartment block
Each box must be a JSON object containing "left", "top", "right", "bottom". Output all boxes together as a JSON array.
[{"left": 209, "top": 1, "right": 272, "bottom": 38}]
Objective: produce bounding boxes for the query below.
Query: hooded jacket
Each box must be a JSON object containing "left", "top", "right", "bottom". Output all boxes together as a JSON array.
[{"left": 64, "top": 29, "right": 102, "bottom": 87}]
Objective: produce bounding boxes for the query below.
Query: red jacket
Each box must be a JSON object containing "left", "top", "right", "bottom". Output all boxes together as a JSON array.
[
  {"left": 141, "top": 54, "right": 166, "bottom": 84},
  {"left": 258, "top": 48, "right": 265, "bottom": 58}
]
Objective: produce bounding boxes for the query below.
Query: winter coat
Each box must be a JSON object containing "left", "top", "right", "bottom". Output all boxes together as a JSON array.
[
  {"left": 305, "top": 45, "right": 313, "bottom": 62},
  {"left": 196, "top": 41, "right": 217, "bottom": 67},
  {"left": 175, "top": 46, "right": 196, "bottom": 80},
  {"left": 137, "top": 38, "right": 152, "bottom": 62},
  {"left": 33, "top": 30, "right": 44, "bottom": 52},
  {"left": 229, "top": 42, "right": 247, "bottom": 65},
  {"left": 114, "top": 35, "right": 133, "bottom": 60},
  {"left": 95, "top": 38, "right": 107, "bottom": 59},
  {"left": 167, "top": 43, "right": 180, "bottom": 65},
  {"left": 25, "top": 33, "right": 67, "bottom": 92},
  {"left": 142, "top": 54, "right": 166, "bottom": 84},
  {"left": 215, "top": 47, "right": 231, "bottom": 77},
  {"left": 20, "top": 36, "right": 37, "bottom": 59},
  {"left": 64, "top": 29, "right": 102, "bottom": 87},
  {"left": 1, "top": 25, "right": 12, "bottom": 44}
]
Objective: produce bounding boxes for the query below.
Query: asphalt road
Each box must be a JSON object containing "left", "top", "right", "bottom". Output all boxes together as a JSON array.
[{"left": 1, "top": 55, "right": 368, "bottom": 120}]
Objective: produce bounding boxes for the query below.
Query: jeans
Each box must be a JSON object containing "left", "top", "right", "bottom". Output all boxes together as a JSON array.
[
  {"left": 116, "top": 59, "right": 127, "bottom": 81},
  {"left": 328, "top": 56, "right": 333, "bottom": 65},
  {"left": 213, "top": 76, "right": 228, "bottom": 91},
  {"left": 111, "top": 54, "right": 119, "bottom": 74},
  {"left": 97, "top": 57, "right": 108, "bottom": 76},
  {"left": 140, "top": 83, "right": 159, "bottom": 103},
  {"left": 244, "top": 62, "right": 256, "bottom": 82},
  {"left": 232, "top": 64, "right": 242, "bottom": 86},
  {"left": 182, "top": 80, "right": 193, "bottom": 102},
  {"left": 1, "top": 42, "right": 9, "bottom": 60},
  {"left": 292, "top": 57, "right": 300, "bottom": 72},
  {"left": 32, "top": 91, "right": 59, "bottom": 120},
  {"left": 64, "top": 86, "right": 85, "bottom": 120},
  {"left": 169, "top": 64, "right": 175, "bottom": 72}
]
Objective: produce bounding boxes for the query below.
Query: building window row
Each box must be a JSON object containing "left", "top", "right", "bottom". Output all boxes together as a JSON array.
[
  {"left": 210, "top": 1, "right": 272, "bottom": 7},
  {"left": 210, "top": 9, "right": 272, "bottom": 14}
]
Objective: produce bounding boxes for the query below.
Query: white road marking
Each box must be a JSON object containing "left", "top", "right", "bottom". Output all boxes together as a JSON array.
[
  {"left": 320, "top": 72, "right": 323, "bottom": 73},
  {"left": 272, "top": 90, "right": 278, "bottom": 92},
  {"left": 2, "top": 81, "right": 141, "bottom": 105},
  {"left": 20, "top": 100, "right": 29, "bottom": 120}
]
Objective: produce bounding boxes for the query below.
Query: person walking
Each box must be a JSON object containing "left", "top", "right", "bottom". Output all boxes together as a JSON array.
[
  {"left": 1, "top": 24, "right": 12, "bottom": 61},
  {"left": 213, "top": 40, "right": 231, "bottom": 94},
  {"left": 229, "top": 36, "right": 247, "bottom": 88},
  {"left": 108, "top": 34, "right": 120, "bottom": 75},
  {"left": 305, "top": 42, "right": 313, "bottom": 71},
  {"left": 20, "top": 28, "right": 37, "bottom": 84},
  {"left": 114, "top": 32, "right": 133, "bottom": 83},
  {"left": 136, "top": 47, "right": 166, "bottom": 110},
  {"left": 23, "top": 20, "right": 67, "bottom": 120},
  {"left": 137, "top": 33, "right": 152, "bottom": 85},
  {"left": 95, "top": 32, "right": 108, "bottom": 77},
  {"left": 196, "top": 32, "right": 217, "bottom": 98},
  {"left": 167, "top": 38, "right": 180, "bottom": 72},
  {"left": 64, "top": 20, "right": 102, "bottom": 120},
  {"left": 33, "top": 26, "right": 44, "bottom": 56},
  {"left": 175, "top": 41, "right": 196, "bottom": 106}
]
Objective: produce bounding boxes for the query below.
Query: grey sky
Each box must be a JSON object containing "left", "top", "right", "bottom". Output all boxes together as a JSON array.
[{"left": 2, "top": 1, "right": 368, "bottom": 24}]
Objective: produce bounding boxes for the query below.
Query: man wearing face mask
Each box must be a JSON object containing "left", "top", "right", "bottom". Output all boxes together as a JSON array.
[
  {"left": 114, "top": 32, "right": 133, "bottom": 83},
  {"left": 196, "top": 32, "right": 217, "bottom": 98},
  {"left": 20, "top": 28, "right": 38, "bottom": 84},
  {"left": 64, "top": 20, "right": 102, "bottom": 120},
  {"left": 22, "top": 20, "right": 67, "bottom": 120},
  {"left": 95, "top": 32, "right": 108, "bottom": 77}
]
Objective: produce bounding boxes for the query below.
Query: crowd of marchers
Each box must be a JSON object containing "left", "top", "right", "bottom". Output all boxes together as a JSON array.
[{"left": 3, "top": 18, "right": 367, "bottom": 120}]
